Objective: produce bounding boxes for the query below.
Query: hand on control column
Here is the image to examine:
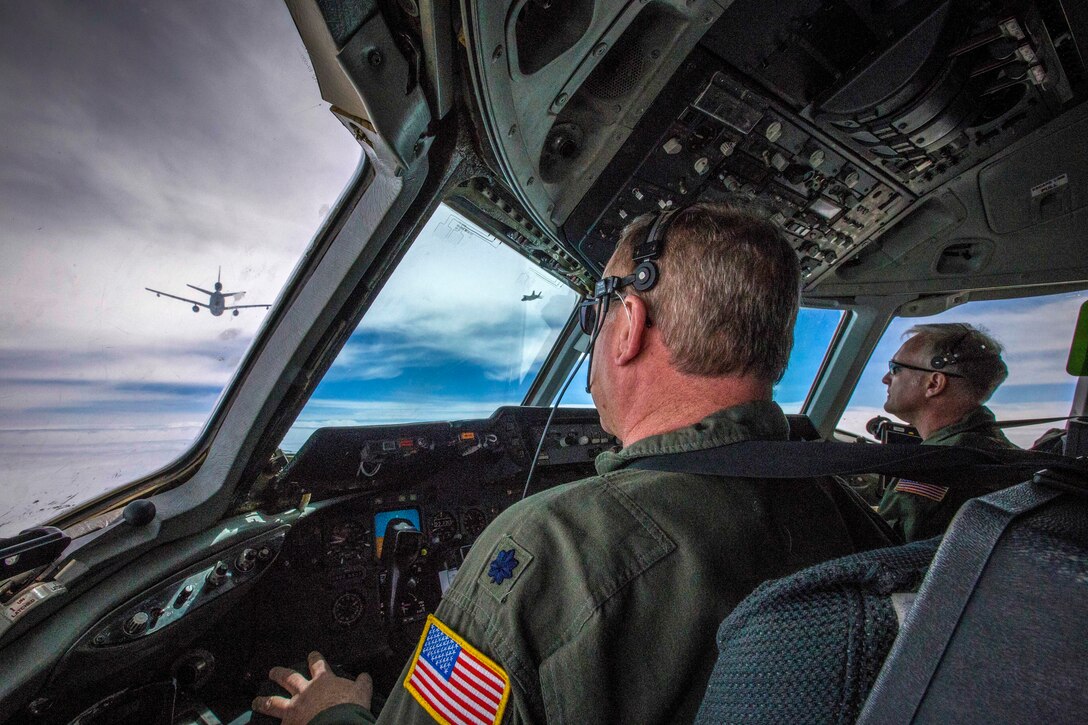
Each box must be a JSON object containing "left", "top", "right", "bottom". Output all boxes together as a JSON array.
[{"left": 252, "top": 651, "right": 373, "bottom": 724}]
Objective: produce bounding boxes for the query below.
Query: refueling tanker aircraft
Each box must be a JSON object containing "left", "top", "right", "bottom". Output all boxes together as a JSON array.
[
  {"left": 2, "top": 1, "right": 1087, "bottom": 724},
  {"left": 146, "top": 269, "right": 271, "bottom": 317}
]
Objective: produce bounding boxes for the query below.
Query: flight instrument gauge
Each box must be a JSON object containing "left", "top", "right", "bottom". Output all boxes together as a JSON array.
[
  {"left": 428, "top": 510, "right": 458, "bottom": 544},
  {"left": 325, "top": 520, "right": 371, "bottom": 567},
  {"left": 397, "top": 592, "right": 428, "bottom": 625},
  {"left": 332, "top": 591, "right": 365, "bottom": 627},
  {"left": 461, "top": 508, "right": 488, "bottom": 539}
]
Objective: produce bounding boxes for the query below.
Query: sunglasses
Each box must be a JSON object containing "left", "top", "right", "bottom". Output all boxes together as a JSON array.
[
  {"left": 578, "top": 295, "right": 609, "bottom": 336},
  {"left": 888, "top": 360, "right": 964, "bottom": 378},
  {"left": 577, "top": 273, "right": 643, "bottom": 336}
]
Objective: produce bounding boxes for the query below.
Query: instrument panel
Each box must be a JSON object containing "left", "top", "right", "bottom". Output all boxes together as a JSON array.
[
  {"left": 226, "top": 406, "right": 614, "bottom": 698},
  {"left": 14, "top": 407, "right": 824, "bottom": 724}
]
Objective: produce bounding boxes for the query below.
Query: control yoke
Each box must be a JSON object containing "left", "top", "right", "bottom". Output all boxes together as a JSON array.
[{"left": 380, "top": 518, "right": 423, "bottom": 628}]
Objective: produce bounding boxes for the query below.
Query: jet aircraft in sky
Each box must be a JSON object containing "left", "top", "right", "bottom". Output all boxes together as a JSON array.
[
  {"left": 521, "top": 290, "right": 542, "bottom": 301},
  {"left": 145, "top": 268, "right": 270, "bottom": 316}
]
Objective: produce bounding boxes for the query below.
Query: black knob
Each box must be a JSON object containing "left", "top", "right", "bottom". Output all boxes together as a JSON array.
[
  {"left": 123, "top": 499, "right": 156, "bottom": 527},
  {"left": 235, "top": 548, "right": 258, "bottom": 573},
  {"left": 174, "top": 584, "right": 195, "bottom": 609},
  {"left": 207, "top": 562, "right": 229, "bottom": 587}
]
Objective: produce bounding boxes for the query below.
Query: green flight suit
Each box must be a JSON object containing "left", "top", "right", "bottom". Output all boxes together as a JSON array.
[
  {"left": 314, "top": 402, "right": 866, "bottom": 724},
  {"left": 877, "top": 405, "right": 1020, "bottom": 542}
]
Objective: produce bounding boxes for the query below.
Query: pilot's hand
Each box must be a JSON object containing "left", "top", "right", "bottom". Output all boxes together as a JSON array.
[{"left": 252, "top": 651, "right": 373, "bottom": 724}]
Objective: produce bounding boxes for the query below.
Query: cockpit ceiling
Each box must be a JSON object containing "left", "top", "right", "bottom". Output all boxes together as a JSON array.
[{"left": 462, "top": 0, "right": 1088, "bottom": 295}]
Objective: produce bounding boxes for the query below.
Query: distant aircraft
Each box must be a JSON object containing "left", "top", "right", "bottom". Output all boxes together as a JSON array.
[
  {"left": 521, "top": 291, "right": 542, "bottom": 301},
  {"left": 145, "top": 268, "right": 270, "bottom": 316}
]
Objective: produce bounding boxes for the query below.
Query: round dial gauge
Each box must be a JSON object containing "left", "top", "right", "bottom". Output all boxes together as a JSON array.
[
  {"left": 326, "top": 520, "right": 372, "bottom": 566},
  {"left": 428, "top": 510, "right": 458, "bottom": 544},
  {"left": 332, "top": 591, "right": 364, "bottom": 627},
  {"left": 397, "top": 592, "right": 428, "bottom": 624},
  {"left": 461, "top": 508, "right": 488, "bottom": 539}
]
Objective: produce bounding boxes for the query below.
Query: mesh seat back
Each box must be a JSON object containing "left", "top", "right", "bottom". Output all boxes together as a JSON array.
[
  {"left": 694, "top": 540, "right": 938, "bottom": 725},
  {"left": 859, "top": 482, "right": 1088, "bottom": 723}
]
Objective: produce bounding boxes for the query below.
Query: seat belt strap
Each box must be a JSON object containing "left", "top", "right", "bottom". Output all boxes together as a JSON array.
[{"left": 626, "top": 441, "right": 1087, "bottom": 491}]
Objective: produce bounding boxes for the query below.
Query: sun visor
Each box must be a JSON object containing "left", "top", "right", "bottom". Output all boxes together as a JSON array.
[{"left": 285, "top": 0, "right": 376, "bottom": 126}]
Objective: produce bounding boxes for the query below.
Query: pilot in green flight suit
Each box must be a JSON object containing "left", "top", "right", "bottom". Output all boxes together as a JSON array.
[
  {"left": 254, "top": 205, "right": 876, "bottom": 725},
  {"left": 876, "top": 324, "right": 1019, "bottom": 542}
]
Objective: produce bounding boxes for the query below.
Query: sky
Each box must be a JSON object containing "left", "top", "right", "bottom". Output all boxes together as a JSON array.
[
  {"left": 281, "top": 205, "right": 580, "bottom": 451},
  {"left": 0, "top": 1, "right": 361, "bottom": 536}
]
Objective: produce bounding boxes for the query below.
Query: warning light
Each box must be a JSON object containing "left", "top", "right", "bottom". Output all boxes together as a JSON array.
[
  {"left": 460, "top": 432, "right": 477, "bottom": 441},
  {"left": 399, "top": 438, "right": 413, "bottom": 448}
]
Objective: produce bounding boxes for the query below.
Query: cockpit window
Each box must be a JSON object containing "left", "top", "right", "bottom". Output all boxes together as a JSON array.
[
  {"left": 280, "top": 204, "right": 582, "bottom": 453},
  {"left": 0, "top": 2, "right": 361, "bottom": 537},
  {"left": 840, "top": 290, "right": 1088, "bottom": 446},
  {"left": 560, "top": 308, "right": 845, "bottom": 411}
]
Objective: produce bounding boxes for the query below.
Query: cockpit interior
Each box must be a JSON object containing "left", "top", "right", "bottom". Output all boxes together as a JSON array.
[{"left": 1, "top": 0, "right": 1086, "bottom": 723}]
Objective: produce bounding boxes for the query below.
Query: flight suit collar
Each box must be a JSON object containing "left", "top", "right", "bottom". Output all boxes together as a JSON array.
[
  {"left": 594, "top": 400, "right": 789, "bottom": 475},
  {"left": 924, "top": 405, "right": 998, "bottom": 445}
]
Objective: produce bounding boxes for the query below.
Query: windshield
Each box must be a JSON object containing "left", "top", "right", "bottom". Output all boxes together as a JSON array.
[
  {"left": 281, "top": 205, "right": 582, "bottom": 452},
  {"left": 561, "top": 308, "right": 845, "bottom": 411},
  {"left": 0, "top": 2, "right": 361, "bottom": 537}
]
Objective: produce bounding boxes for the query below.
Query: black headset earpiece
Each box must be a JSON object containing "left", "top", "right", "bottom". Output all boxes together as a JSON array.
[
  {"left": 631, "top": 208, "right": 677, "bottom": 292},
  {"left": 632, "top": 261, "right": 657, "bottom": 291},
  {"left": 931, "top": 331, "right": 970, "bottom": 369}
]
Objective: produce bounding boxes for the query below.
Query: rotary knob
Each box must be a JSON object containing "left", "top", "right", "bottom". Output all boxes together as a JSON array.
[
  {"left": 123, "top": 611, "right": 150, "bottom": 636},
  {"left": 206, "top": 561, "right": 229, "bottom": 587},
  {"left": 235, "top": 548, "right": 258, "bottom": 573}
]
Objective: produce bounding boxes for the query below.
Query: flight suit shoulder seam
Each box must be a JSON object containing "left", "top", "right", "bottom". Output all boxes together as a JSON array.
[{"left": 437, "top": 592, "right": 544, "bottom": 717}]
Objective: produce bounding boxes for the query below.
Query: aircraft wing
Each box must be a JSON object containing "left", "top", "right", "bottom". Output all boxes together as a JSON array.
[
  {"left": 145, "top": 288, "right": 208, "bottom": 308},
  {"left": 186, "top": 283, "right": 215, "bottom": 295},
  {"left": 225, "top": 303, "right": 271, "bottom": 310}
]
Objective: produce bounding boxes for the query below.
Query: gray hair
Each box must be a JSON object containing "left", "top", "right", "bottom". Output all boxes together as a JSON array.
[
  {"left": 611, "top": 203, "right": 800, "bottom": 381},
  {"left": 905, "top": 322, "right": 1008, "bottom": 402}
]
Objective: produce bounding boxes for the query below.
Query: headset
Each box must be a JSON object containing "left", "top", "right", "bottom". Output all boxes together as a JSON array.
[
  {"left": 629, "top": 207, "right": 677, "bottom": 292},
  {"left": 930, "top": 331, "right": 972, "bottom": 370},
  {"left": 525, "top": 208, "right": 679, "bottom": 498}
]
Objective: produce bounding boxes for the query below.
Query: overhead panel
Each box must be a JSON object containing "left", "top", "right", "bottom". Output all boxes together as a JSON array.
[{"left": 565, "top": 51, "right": 911, "bottom": 285}]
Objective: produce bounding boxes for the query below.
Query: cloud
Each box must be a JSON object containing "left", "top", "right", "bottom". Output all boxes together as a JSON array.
[
  {"left": 343, "top": 205, "right": 578, "bottom": 381},
  {"left": 0, "top": 1, "right": 361, "bottom": 534},
  {"left": 0, "top": 0, "right": 361, "bottom": 356}
]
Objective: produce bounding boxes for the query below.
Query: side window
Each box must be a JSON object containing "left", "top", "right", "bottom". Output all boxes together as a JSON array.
[
  {"left": 560, "top": 307, "right": 844, "bottom": 412},
  {"left": 281, "top": 205, "right": 581, "bottom": 452},
  {"left": 0, "top": 4, "right": 359, "bottom": 537},
  {"left": 840, "top": 291, "right": 1088, "bottom": 446}
]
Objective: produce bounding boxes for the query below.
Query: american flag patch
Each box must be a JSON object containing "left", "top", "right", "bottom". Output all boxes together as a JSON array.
[
  {"left": 405, "top": 615, "right": 510, "bottom": 725},
  {"left": 895, "top": 479, "right": 950, "bottom": 502}
]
